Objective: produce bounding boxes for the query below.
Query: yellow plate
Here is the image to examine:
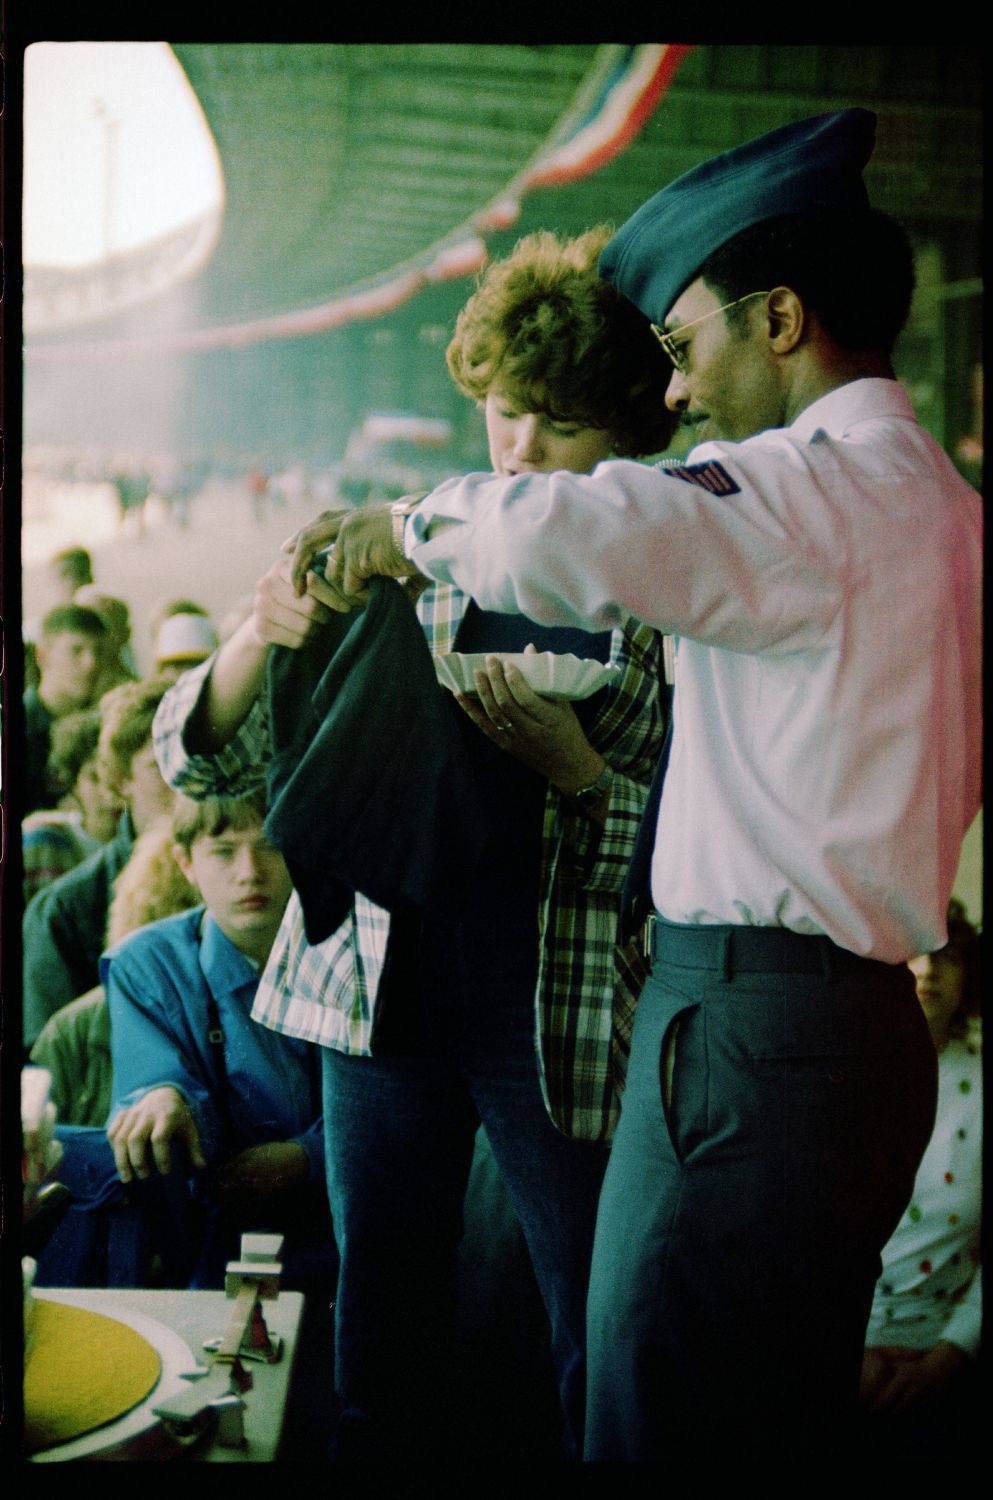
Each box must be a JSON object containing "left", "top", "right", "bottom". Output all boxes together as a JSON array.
[{"left": 24, "top": 1299, "right": 161, "bottom": 1453}]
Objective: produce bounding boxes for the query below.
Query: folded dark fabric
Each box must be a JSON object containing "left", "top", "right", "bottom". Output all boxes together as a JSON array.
[{"left": 264, "top": 577, "right": 495, "bottom": 944}]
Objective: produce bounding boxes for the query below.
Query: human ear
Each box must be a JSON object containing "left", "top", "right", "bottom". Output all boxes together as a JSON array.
[
  {"left": 764, "top": 287, "right": 805, "bottom": 354},
  {"left": 171, "top": 843, "right": 199, "bottom": 890}
]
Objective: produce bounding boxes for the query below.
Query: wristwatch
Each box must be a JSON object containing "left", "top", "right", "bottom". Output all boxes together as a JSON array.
[
  {"left": 572, "top": 763, "right": 613, "bottom": 812},
  {"left": 390, "top": 495, "right": 425, "bottom": 568}
]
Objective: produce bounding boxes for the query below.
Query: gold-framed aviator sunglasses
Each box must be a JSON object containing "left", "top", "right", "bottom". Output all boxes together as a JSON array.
[{"left": 650, "top": 291, "right": 770, "bottom": 373}]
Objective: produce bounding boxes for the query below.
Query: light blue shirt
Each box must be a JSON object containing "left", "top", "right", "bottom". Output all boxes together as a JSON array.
[{"left": 102, "top": 906, "right": 324, "bottom": 1180}]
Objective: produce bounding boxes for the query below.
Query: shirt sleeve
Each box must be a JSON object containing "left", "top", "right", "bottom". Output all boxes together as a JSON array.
[
  {"left": 941, "top": 1264, "right": 982, "bottom": 1358},
  {"left": 105, "top": 945, "right": 221, "bottom": 1160},
  {"left": 152, "top": 655, "right": 271, "bottom": 799},
  {"left": 407, "top": 452, "right": 845, "bottom": 653}
]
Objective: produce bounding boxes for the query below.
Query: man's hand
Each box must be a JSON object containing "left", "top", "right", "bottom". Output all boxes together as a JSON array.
[
  {"left": 283, "top": 503, "right": 417, "bottom": 608},
  {"left": 107, "top": 1086, "right": 206, "bottom": 1183}
]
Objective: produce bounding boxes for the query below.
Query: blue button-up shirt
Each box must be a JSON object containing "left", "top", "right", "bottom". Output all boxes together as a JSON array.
[{"left": 102, "top": 906, "right": 324, "bottom": 1180}]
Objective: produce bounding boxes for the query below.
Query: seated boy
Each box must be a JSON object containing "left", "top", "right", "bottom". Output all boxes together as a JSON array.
[{"left": 34, "top": 790, "right": 332, "bottom": 1294}]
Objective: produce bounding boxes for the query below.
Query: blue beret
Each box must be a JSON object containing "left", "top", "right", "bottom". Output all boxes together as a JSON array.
[{"left": 599, "top": 108, "right": 877, "bottom": 324}]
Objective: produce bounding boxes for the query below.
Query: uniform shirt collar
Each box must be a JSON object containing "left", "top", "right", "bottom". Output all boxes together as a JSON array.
[{"left": 789, "top": 376, "right": 916, "bottom": 443}]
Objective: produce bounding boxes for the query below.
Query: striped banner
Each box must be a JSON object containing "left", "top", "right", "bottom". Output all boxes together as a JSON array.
[{"left": 521, "top": 44, "right": 694, "bottom": 190}]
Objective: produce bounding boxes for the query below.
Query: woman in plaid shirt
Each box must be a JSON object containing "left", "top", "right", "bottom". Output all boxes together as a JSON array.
[{"left": 153, "top": 228, "right": 673, "bottom": 1462}]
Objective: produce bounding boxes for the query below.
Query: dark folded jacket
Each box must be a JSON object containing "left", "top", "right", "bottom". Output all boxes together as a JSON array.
[{"left": 264, "top": 577, "right": 495, "bottom": 944}]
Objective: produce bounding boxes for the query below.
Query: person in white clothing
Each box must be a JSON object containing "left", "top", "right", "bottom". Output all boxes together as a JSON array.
[
  {"left": 858, "top": 899, "right": 982, "bottom": 1465},
  {"left": 281, "top": 110, "right": 983, "bottom": 1472}
]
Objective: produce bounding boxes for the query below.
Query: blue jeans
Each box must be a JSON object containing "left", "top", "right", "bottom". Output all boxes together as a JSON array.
[
  {"left": 584, "top": 929, "right": 938, "bottom": 1470},
  {"left": 320, "top": 913, "right": 608, "bottom": 1462}
]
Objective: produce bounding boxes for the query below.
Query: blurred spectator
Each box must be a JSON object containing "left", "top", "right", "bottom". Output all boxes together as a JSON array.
[
  {"left": 245, "top": 457, "right": 274, "bottom": 524},
  {"left": 148, "top": 598, "right": 213, "bottom": 662},
  {"left": 111, "top": 463, "right": 151, "bottom": 537},
  {"left": 23, "top": 550, "right": 94, "bottom": 692},
  {"left": 73, "top": 586, "right": 139, "bottom": 695},
  {"left": 859, "top": 898, "right": 983, "bottom": 1466},
  {"left": 50, "top": 546, "right": 95, "bottom": 600},
  {"left": 29, "top": 817, "right": 201, "bottom": 1129},
  {"left": 160, "top": 454, "right": 210, "bottom": 528},
  {"left": 22, "top": 708, "right": 122, "bottom": 904},
  {"left": 22, "top": 676, "right": 177, "bottom": 1050},
  {"left": 153, "top": 612, "right": 220, "bottom": 676},
  {"left": 24, "top": 604, "right": 108, "bottom": 815},
  {"left": 272, "top": 460, "right": 309, "bottom": 509}
]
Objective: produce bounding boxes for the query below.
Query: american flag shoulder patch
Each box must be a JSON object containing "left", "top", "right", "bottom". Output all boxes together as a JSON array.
[{"left": 657, "top": 459, "right": 741, "bottom": 495}]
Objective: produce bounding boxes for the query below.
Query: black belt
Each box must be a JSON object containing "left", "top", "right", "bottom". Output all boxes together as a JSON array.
[{"left": 643, "top": 913, "right": 895, "bottom": 979}]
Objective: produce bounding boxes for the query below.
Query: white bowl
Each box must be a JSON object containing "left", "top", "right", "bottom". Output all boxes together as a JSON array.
[{"left": 435, "top": 651, "right": 620, "bottom": 702}]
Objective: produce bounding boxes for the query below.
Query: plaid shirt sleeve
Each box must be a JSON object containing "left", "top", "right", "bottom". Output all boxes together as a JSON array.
[
  {"left": 552, "top": 617, "right": 664, "bottom": 891},
  {"left": 152, "top": 656, "right": 271, "bottom": 798},
  {"left": 154, "top": 653, "right": 387, "bottom": 1057},
  {"left": 535, "top": 616, "right": 666, "bottom": 1142}
]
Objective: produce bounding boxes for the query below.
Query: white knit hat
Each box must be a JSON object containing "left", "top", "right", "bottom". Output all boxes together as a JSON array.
[{"left": 154, "top": 612, "right": 219, "bottom": 667}]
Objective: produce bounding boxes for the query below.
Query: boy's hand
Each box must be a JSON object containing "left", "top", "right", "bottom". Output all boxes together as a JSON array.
[{"left": 107, "top": 1086, "right": 206, "bottom": 1182}]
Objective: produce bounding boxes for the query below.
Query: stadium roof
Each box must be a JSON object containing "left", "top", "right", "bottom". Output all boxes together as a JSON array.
[
  {"left": 25, "top": 41, "right": 982, "bottom": 348},
  {"left": 21, "top": 42, "right": 981, "bottom": 462}
]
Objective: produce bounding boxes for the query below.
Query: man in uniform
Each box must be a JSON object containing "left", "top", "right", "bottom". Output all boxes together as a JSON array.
[{"left": 284, "top": 110, "right": 981, "bottom": 1470}]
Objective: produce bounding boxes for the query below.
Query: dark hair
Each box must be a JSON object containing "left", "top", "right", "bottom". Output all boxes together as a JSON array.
[
  {"left": 96, "top": 674, "right": 174, "bottom": 787},
  {"left": 940, "top": 897, "right": 983, "bottom": 1034},
  {"left": 46, "top": 708, "right": 103, "bottom": 796},
  {"left": 699, "top": 209, "right": 916, "bottom": 356},
  {"left": 73, "top": 587, "right": 131, "bottom": 641},
  {"left": 51, "top": 546, "right": 93, "bottom": 587},
  {"left": 447, "top": 226, "right": 675, "bottom": 458},
  {"left": 171, "top": 788, "right": 269, "bottom": 854},
  {"left": 40, "top": 603, "right": 108, "bottom": 641}
]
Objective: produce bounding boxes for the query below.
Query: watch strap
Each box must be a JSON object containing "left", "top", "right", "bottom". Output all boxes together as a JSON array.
[
  {"left": 572, "top": 763, "right": 613, "bottom": 809},
  {"left": 390, "top": 495, "right": 426, "bottom": 566}
]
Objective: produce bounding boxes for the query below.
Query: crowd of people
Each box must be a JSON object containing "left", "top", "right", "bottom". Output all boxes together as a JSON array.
[
  {"left": 18, "top": 107, "right": 981, "bottom": 1475},
  {"left": 22, "top": 445, "right": 408, "bottom": 547}
]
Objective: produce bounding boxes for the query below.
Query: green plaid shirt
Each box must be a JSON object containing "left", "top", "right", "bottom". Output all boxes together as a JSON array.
[{"left": 152, "top": 583, "right": 666, "bottom": 1140}]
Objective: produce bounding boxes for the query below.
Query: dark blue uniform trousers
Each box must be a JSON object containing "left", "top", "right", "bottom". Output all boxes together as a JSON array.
[{"left": 584, "top": 921, "right": 938, "bottom": 1471}]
